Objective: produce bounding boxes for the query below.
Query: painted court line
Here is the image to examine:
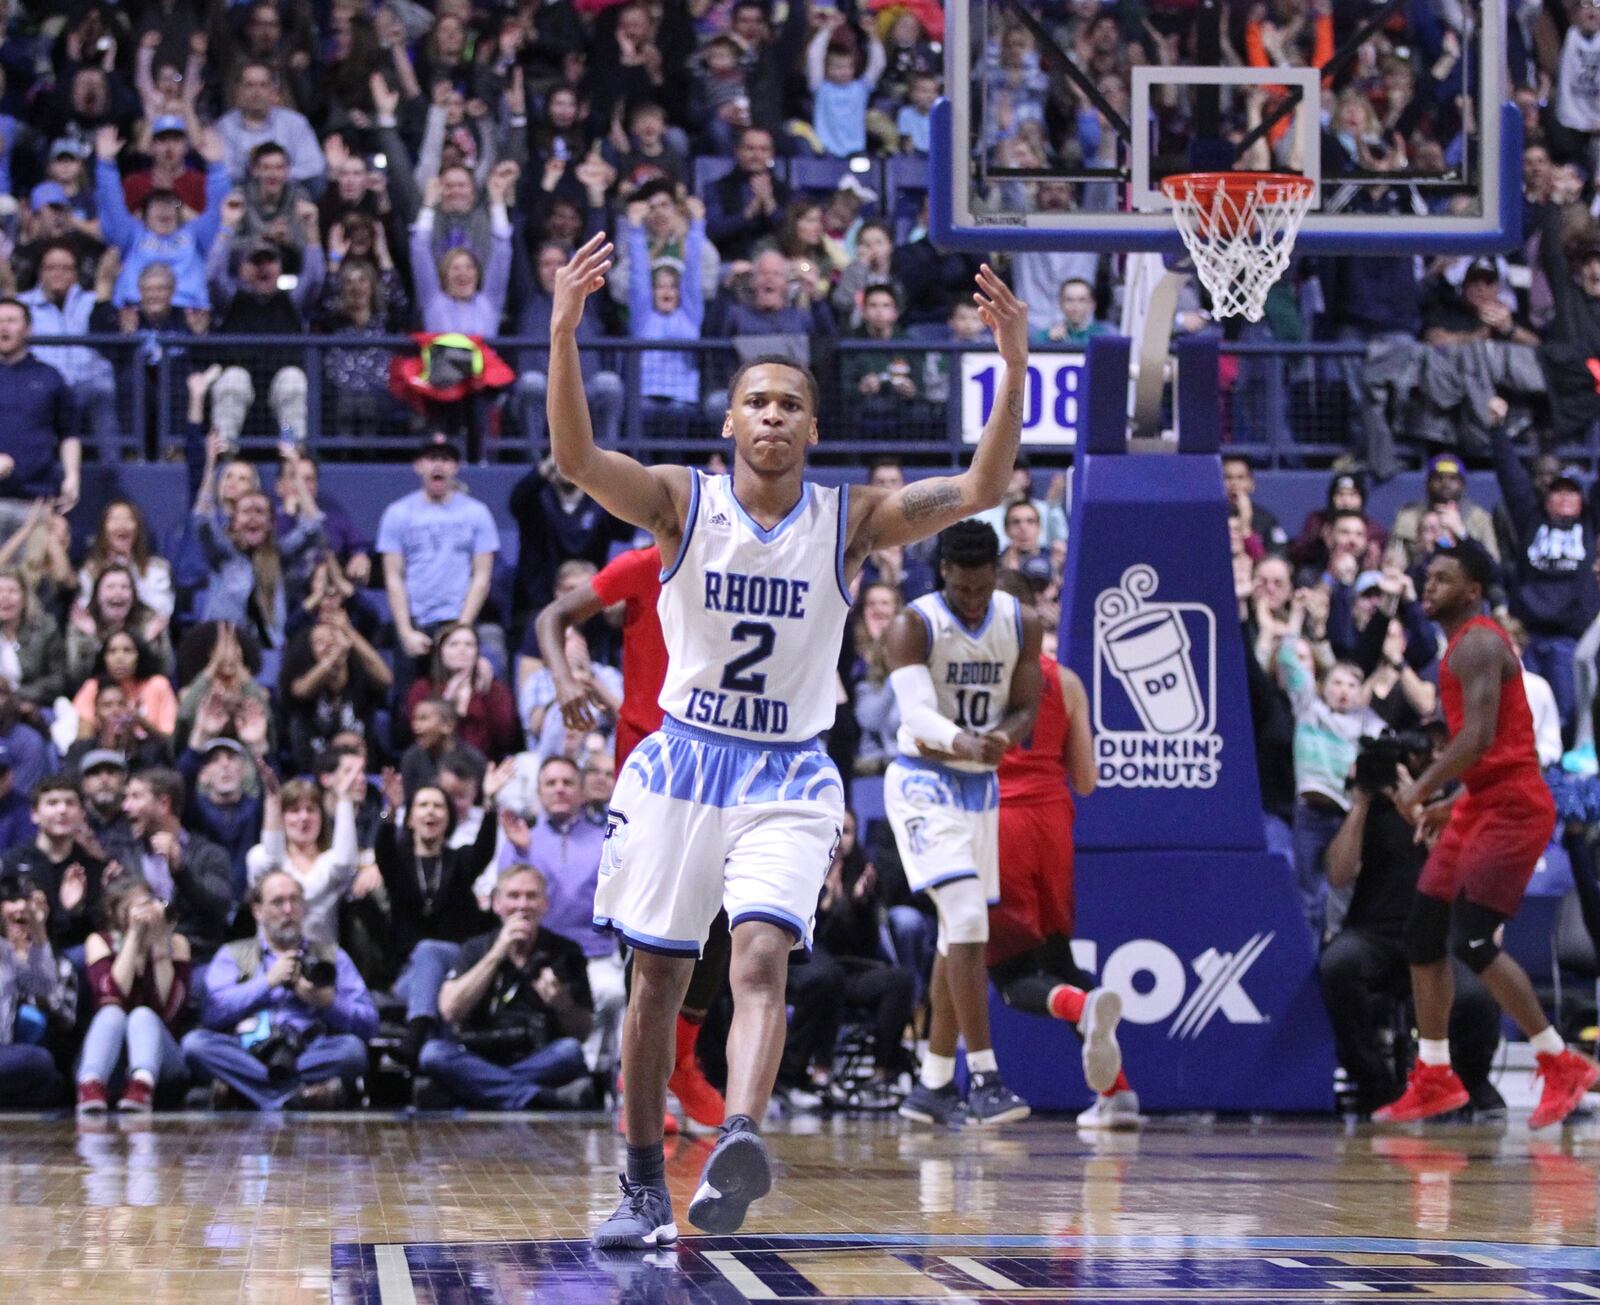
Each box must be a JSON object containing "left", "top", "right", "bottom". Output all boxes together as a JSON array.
[
  {"left": 1557, "top": 1284, "right": 1600, "bottom": 1300},
  {"left": 704, "top": 1250, "right": 777, "bottom": 1299},
  {"left": 1326, "top": 1282, "right": 1379, "bottom": 1293},
  {"left": 374, "top": 1244, "right": 419, "bottom": 1305},
  {"left": 943, "top": 1255, "right": 1024, "bottom": 1289}
]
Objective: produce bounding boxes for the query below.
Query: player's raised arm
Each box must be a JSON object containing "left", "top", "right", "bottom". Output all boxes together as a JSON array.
[
  {"left": 548, "top": 234, "right": 690, "bottom": 539},
  {"left": 847, "top": 265, "right": 1028, "bottom": 557}
]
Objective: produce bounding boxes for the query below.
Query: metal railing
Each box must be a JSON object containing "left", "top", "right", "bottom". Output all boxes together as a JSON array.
[{"left": 26, "top": 333, "right": 1584, "bottom": 470}]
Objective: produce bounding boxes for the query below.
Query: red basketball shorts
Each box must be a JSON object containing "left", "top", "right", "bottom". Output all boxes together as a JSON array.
[
  {"left": 614, "top": 717, "right": 655, "bottom": 770},
  {"left": 1417, "top": 780, "right": 1556, "bottom": 919},
  {"left": 988, "top": 800, "right": 1074, "bottom": 967}
]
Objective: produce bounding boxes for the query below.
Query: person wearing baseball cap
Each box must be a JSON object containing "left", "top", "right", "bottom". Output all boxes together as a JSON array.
[
  {"left": 1392, "top": 453, "right": 1500, "bottom": 567},
  {"left": 1492, "top": 422, "right": 1599, "bottom": 742},
  {"left": 121, "top": 113, "right": 207, "bottom": 215},
  {"left": 1287, "top": 468, "right": 1388, "bottom": 574},
  {"left": 1422, "top": 255, "right": 1539, "bottom": 347}
]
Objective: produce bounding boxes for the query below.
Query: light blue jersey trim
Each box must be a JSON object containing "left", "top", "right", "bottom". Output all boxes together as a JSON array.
[
  {"left": 834, "top": 483, "right": 852, "bottom": 605},
  {"left": 592, "top": 916, "right": 701, "bottom": 956},
  {"left": 922, "top": 868, "right": 980, "bottom": 892},
  {"left": 663, "top": 714, "right": 822, "bottom": 753},
  {"left": 1013, "top": 592, "right": 1024, "bottom": 647},
  {"left": 627, "top": 720, "right": 845, "bottom": 808},
  {"left": 890, "top": 755, "right": 999, "bottom": 812},
  {"left": 731, "top": 904, "right": 809, "bottom": 946},
  {"left": 938, "top": 591, "right": 995, "bottom": 641},
  {"left": 659, "top": 469, "right": 701, "bottom": 583},
  {"left": 728, "top": 477, "right": 813, "bottom": 543}
]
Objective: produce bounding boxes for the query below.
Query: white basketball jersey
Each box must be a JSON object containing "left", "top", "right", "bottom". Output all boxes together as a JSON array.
[
  {"left": 896, "top": 590, "right": 1024, "bottom": 773},
  {"left": 657, "top": 472, "right": 852, "bottom": 744}
]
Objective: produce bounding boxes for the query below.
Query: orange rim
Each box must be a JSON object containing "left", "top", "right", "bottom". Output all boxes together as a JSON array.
[{"left": 1160, "top": 171, "right": 1314, "bottom": 237}]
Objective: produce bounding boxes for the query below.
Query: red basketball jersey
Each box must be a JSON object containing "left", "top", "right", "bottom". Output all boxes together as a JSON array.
[
  {"left": 998, "top": 653, "right": 1074, "bottom": 808},
  {"left": 590, "top": 546, "right": 668, "bottom": 742},
  {"left": 1439, "top": 615, "right": 1542, "bottom": 793}
]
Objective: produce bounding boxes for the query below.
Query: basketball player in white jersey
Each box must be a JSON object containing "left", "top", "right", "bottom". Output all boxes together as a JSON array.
[
  {"left": 884, "top": 521, "right": 1043, "bottom": 1126},
  {"left": 546, "top": 234, "right": 1029, "bottom": 1249}
]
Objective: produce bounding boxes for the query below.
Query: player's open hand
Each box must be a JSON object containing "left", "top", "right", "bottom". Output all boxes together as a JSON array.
[
  {"left": 551, "top": 232, "right": 614, "bottom": 337},
  {"left": 974, "top": 264, "right": 1027, "bottom": 369}
]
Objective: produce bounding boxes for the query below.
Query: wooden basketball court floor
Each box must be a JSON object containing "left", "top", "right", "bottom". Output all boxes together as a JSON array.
[{"left": 2, "top": 1110, "right": 1599, "bottom": 1305}]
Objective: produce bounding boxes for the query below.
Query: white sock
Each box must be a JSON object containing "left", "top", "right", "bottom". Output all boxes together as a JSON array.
[
  {"left": 1417, "top": 1038, "right": 1452, "bottom": 1068},
  {"left": 1530, "top": 1026, "right": 1565, "bottom": 1057},
  {"left": 967, "top": 1048, "right": 998, "bottom": 1075},
  {"left": 921, "top": 1053, "right": 956, "bottom": 1090}
]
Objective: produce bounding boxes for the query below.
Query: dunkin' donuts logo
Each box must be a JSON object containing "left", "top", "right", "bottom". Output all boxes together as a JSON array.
[{"left": 1093, "top": 564, "right": 1221, "bottom": 789}]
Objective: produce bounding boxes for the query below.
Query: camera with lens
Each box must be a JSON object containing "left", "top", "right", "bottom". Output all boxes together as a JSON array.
[
  {"left": 1350, "top": 730, "right": 1431, "bottom": 796},
  {"left": 251, "top": 1024, "right": 308, "bottom": 1082},
  {"left": 300, "top": 958, "right": 337, "bottom": 989}
]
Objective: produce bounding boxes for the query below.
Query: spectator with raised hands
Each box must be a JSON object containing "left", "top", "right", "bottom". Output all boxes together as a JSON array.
[
  {"left": 65, "top": 676, "right": 170, "bottom": 776},
  {"left": 247, "top": 759, "right": 363, "bottom": 949},
  {"left": 96, "top": 123, "right": 231, "bottom": 311},
  {"left": 232, "top": 142, "right": 317, "bottom": 264},
  {"left": 122, "top": 105, "right": 207, "bottom": 215},
  {"left": 0, "top": 557, "right": 66, "bottom": 720},
  {"left": 807, "top": 8, "right": 886, "bottom": 158},
  {"left": 66, "top": 565, "right": 175, "bottom": 693},
  {"left": 173, "top": 623, "right": 272, "bottom": 756},
  {"left": 0, "top": 874, "right": 70, "bottom": 1109},
  {"left": 78, "top": 500, "right": 174, "bottom": 630},
  {"left": 405, "top": 623, "right": 520, "bottom": 764},
  {"left": 1, "top": 778, "right": 105, "bottom": 952},
  {"left": 281, "top": 608, "right": 392, "bottom": 775},
  {"left": 411, "top": 164, "right": 515, "bottom": 335},
  {"left": 76, "top": 873, "right": 192, "bottom": 1114},
  {"left": 178, "top": 694, "right": 273, "bottom": 894}
]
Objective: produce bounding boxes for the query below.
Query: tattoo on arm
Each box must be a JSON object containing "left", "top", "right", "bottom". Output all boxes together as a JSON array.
[
  {"left": 1006, "top": 389, "right": 1024, "bottom": 422},
  {"left": 900, "top": 481, "right": 962, "bottom": 523}
]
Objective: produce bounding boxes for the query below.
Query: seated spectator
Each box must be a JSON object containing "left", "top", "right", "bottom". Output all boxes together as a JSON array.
[
  {"left": 1000, "top": 501, "right": 1046, "bottom": 571},
  {"left": 77, "top": 500, "right": 175, "bottom": 629},
  {"left": 96, "top": 123, "right": 229, "bottom": 310},
  {"left": 624, "top": 197, "right": 708, "bottom": 431},
  {"left": 436, "top": 750, "right": 490, "bottom": 852},
  {"left": 496, "top": 755, "right": 621, "bottom": 1076},
  {"left": 1492, "top": 433, "right": 1598, "bottom": 742},
  {"left": 0, "top": 567, "right": 66, "bottom": 718},
  {"left": 608, "top": 99, "right": 689, "bottom": 197},
  {"left": 1319, "top": 738, "right": 1502, "bottom": 1118},
  {"left": 233, "top": 142, "right": 315, "bottom": 265},
  {"left": 13, "top": 181, "right": 106, "bottom": 294},
  {"left": 841, "top": 284, "right": 931, "bottom": 435},
  {"left": 377, "top": 439, "right": 502, "bottom": 675},
  {"left": 399, "top": 697, "right": 473, "bottom": 799},
  {"left": 1503, "top": 618, "right": 1565, "bottom": 768},
  {"left": 766, "top": 199, "right": 846, "bottom": 301},
  {"left": 0, "top": 747, "right": 36, "bottom": 851},
  {"left": 832, "top": 220, "right": 899, "bottom": 330},
  {"left": 1390, "top": 455, "right": 1498, "bottom": 567},
  {"left": 508, "top": 461, "right": 634, "bottom": 638},
  {"left": 65, "top": 678, "right": 171, "bottom": 775},
  {"left": 422, "top": 862, "right": 594, "bottom": 1109},
  {"left": 215, "top": 62, "right": 326, "bottom": 186},
  {"left": 66, "top": 565, "right": 175, "bottom": 695},
  {"left": 375, "top": 761, "right": 510, "bottom": 1063},
  {"left": 275, "top": 453, "right": 373, "bottom": 589},
  {"left": 2, "top": 778, "right": 106, "bottom": 951},
  {"left": 846, "top": 582, "right": 903, "bottom": 773},
  {"left": 411, "top": 166, "right": 514, "bottom": 335},
  {"left": 79, "top": 751, "right": 130, "bottom": 847},
  {"left": 688, "top": 34, "right": 751, "bottom": 156},
  {"left": 246, "top": 762, "right": 363, "bottom": 950},
  {"left": 182, "top": 871, "right": 376, "bottom": 1110},
  {"left": 281, "top": 612, "right": 392, "bottom": 775},
  {"left": 896, "top": 70, "right": 940, "bottom": 154},
  {"left": 317, "top": 259, "right": 408, "bottom": 438},
  {"left": 19, "top": 240, "right": 119, "bottom": 464},
  {"left": 704, "top": 126, "right": 791, "bottom": 260},
  {"left": 1031, "top": 277, "right": 1112, "bottom": 346},
  {"left": 0, "top": 300, "right": 83, "bottom": 536},
  {"left": 174, "top": 623, "right": 272, "bottom": 756},
  {"left": 71, "top": 631, "right": 178, "bottom": 747},
  {"left": 0, "top": 874, "right": 69, "bottom": 1108},
  {"left": 970, "top": 457, "right": 1067, "bottom": 555},
  {"left": 519, "top": 626, "right": 622, "bottom": 759},
  {"left": 405, "top": 624, "right": 520, "bottom": 764},
  {"left": 191, "top": 474, "right": 324, "bottom": 655},
  {"left": 206, "top": 209, "right": 324, "bottom": 448},
  {"left": 510, "top": 240, "right": 624, "bottom": 452},
  {"left": 1277, "top": 595, "right": 1385, "bottom": 942},
  {"left": 101, "top": 766, "right": 235, "bottom": 965},
  {"left": 76, "top": 874, "right": 192, "bottom": 1113}
]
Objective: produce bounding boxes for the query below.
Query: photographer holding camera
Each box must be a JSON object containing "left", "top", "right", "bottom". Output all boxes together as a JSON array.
[
  {"left": 1317, "top": 732, "right": 1503, "bottom": 1118},
  {"left": 181, "top": 870, "right": 376, "bottom": 1109}
]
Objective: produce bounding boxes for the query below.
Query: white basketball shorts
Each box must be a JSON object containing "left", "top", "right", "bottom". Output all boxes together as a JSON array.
[
  {"left": 593, "top": 716, "right": 845, "bottom": 955},
  {"left": 884, "top": 756, "right": 1000, "bottom": 904}
]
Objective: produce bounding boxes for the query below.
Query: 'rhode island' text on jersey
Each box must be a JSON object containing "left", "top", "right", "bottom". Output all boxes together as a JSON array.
[
  {"left": 657, "top": 471, "right": 852, "bottom": 743},
  {"left": 896, "top": 589, "right": 1024, "bottom": 772}
]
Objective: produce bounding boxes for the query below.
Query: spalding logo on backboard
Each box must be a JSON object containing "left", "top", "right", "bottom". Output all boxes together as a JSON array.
[{"left": 1093, "top": 565, "right": 1221, "bottom": 789}]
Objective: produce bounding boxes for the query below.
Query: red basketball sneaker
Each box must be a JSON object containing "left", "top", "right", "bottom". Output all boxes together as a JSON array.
[
  {"left": 1529, "top": 1049, "right": 1600, "bottom": 1130},
  {"left": 1373, "top": 1062, "right": 1470, "bottom": 1122},
  {"left": 667, "top": 1016, "right": 724, "bottom": 1132}
]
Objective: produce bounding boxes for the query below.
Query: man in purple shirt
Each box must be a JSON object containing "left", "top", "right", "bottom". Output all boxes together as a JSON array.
[
  {"left": 500, "top": 755, "right": 623, "bottom": 1077},
  {"left": 180, "top": 871, "right": 376, "bottom": 1109}
]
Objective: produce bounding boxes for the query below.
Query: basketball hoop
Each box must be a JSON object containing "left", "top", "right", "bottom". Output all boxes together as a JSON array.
[{"left": 1159, "top": 172, "right": 1315, "bottom": 323}]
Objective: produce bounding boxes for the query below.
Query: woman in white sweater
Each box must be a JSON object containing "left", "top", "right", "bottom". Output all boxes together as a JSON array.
[{"left": 245, "top": 758, "right": 364, "bottom": 948}]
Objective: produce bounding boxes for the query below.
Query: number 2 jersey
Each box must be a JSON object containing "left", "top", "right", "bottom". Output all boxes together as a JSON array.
[
  {"left": 895, "top": 589, "right": 1025, "bottom": 773},
  {"left": 657, "top": 470, "right": 852, "bottom": 744}
]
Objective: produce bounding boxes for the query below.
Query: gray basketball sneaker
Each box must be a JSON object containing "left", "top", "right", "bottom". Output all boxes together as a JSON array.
[
  {"left": 898, "top": 1079, "right": 965, "bottom": 1126},
  {"left": 687, "top": 1128, "right": 772, "bottom": 1234},
  {"left": 592, "top": 1177, "right": 678, "bottom": 1250},
  {"left": 965, "top": 1071, "right": 1031, "bottom": 1125}
]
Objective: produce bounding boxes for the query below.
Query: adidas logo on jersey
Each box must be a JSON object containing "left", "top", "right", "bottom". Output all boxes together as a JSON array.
[{"left": 707, "top": 510, "right": 732, "bottom": 527}]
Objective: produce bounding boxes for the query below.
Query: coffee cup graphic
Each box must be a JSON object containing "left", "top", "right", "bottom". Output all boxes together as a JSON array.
[{"left": 1097, "top": 565, "right": 1205, "bottom": 735}]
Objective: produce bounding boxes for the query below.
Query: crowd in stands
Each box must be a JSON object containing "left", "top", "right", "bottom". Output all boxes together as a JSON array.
[{"left": 3, "top": 0, "right": 1600, "bottom": 1121}]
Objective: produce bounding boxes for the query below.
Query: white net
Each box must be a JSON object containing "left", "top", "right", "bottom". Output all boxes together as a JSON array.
[{"left": 1160, "top": 174, "right": 1315, "bottom": 323}]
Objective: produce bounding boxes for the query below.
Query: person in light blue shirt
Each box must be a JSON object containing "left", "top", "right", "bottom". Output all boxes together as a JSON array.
[
  {"left": 808, "top": 14, "right": 886, "bottom": 157},
  {"left": 96, "top": 124, "right": 230, "bottom": 310},
  {"left": 895, "top": 71, "right": 940, "bottom": 153},
  {"left": 376, "top": 439, "right": 502, "bottom": 661},
  {"left": 624, "top": 199, "right": 706, "bottom": 420}
]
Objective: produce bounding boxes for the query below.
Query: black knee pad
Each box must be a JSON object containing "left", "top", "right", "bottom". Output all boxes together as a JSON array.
[
  {"left": 1404, "top": 893, "right": 1452, "bottom": 968},
  {"left": 1450, "top": 899, "right": 1507, "bottom": 974}
]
